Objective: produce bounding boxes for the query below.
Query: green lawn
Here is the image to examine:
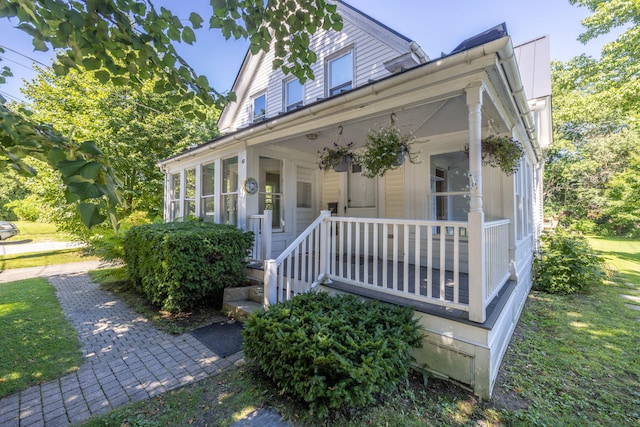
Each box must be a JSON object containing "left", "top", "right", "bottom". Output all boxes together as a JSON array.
[
  {"left": 0, "top": 248, "right": 99, "bottom": 270},
  {"left": 588, "top": 235, "right": 640, "bottom": 285},
  {"left": 83, "top": 236, "right": 640, "bottom": 426},
  {"left": 0, "top": 278, "right": 83, "bottom": 398},
  {"left": 9, "top": 221, "right": 69, "bottom": 243}
]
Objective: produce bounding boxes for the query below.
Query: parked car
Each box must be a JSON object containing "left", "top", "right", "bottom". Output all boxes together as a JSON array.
[{"left": 0, "top": 221, "right": 19, "bottom": 240}]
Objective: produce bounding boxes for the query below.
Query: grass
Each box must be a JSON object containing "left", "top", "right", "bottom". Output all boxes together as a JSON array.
[
  {"left": 82, "top": 236, "right": 640, "bottom": 426},
  {"left": 0, "top": 278, "right": 83, "bottom": 398},
  {"left": 587, "top": 235, "right": 640, "bottom": 285},
  {"left": 0, "top": 248, "right": 100, "bottom": 270},
  {"left": 8, "top": 221, "right": 69, "bottom": 243}
]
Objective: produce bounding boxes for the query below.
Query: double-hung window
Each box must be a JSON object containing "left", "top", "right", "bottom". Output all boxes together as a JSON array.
[
  {"left": 253, "top": 93, "right": 266, "bottom": 122},
  {"left": 259, "top": 157, "right": 284, "bottom": 230},
  {"left": 169, "top": 173, "right": 181, "bottom": 220},
  {"left": 284, "top": 78, "right": 303, "bottom": 111},
  {"left": 200, "top": 162, "right": 215, "bottom": 220},
  {"left": 183, "top": 168, "right": 196, "bottom": 219},
  {"left": 222, "top": 157, "right": 239, "bottom": 225},
  {"left": 327, "top": 50, "right": 353, "bottom": 96},
  {"left": 429, "top": 151, "right": 470, "bottom": 235}
]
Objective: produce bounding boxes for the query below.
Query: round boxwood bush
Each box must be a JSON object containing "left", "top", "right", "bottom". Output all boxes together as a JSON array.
[
  {"left": 533, "top": 228, "right": 605, "bottom": 294},
  {"left": 242, "top": 291, "right": 422, "bottom": 417}
]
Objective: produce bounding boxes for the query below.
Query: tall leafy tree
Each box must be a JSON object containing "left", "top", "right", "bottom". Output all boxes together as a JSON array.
[
  {"left": 545, "top": 1, "right": 640, "bottom": 234},
  {"left": 20, "top": 67, "right": 217, "bottom": 220},
  {"left": 0, "top": 0, "right": 343, "bottom": 227}
]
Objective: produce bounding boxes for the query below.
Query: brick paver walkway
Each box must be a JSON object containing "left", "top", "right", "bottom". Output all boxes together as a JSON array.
[{"left": 0, "top": 272, "right": 242, "bottom": 426}]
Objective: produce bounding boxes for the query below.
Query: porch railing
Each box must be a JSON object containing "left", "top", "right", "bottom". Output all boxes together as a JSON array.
[
  {"left": 247, "top": 210, "right": 272, "bottom": 262},
  {"left": 263, "top": 211, "right": 331, "bottom": 305},
  {"left": 261, "top": 212, "right": 512, "bottom": 321},
  {"left": 327, "top": 217, "right": 470, "bottom": 311},
  {"left": 483, "top": 219, "right": 511, "bottom": 302}
]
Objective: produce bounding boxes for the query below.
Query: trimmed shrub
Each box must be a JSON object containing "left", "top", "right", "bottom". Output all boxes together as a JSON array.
[
  {"left": 123, "top": 221, "right": 254, "bottom": 312},
  {"left": 533, "top": 228, "right": 604, "bottom": 294},
  {"left": 242, "top": 291, "right": 423, "bottom": 418}
]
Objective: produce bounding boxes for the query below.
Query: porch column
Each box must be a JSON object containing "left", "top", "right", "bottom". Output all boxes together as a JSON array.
[{"left": 466, "top": 81, "right": 486, "bottom": 323}]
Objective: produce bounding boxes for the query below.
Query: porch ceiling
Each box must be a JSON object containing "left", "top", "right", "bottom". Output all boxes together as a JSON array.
[{"left": 267, "top": 94, "right": 509, "bottom": 156}]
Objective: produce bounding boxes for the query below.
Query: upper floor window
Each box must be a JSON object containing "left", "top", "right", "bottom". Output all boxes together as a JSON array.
[
  {"left": 284, "top": 78, "right": 303, "bottom": 111},
  {"left": 328, "top": 50, "right": 353, "bottom": 96},
  {"left": 253, "top": 93, "right": 266, "bottom": 122}
]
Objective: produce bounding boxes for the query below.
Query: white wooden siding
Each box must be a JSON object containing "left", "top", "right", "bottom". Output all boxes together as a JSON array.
[
  {"left": 228, "top": 3, "right": 417, "bottom": 131},
  {"left": 321, "top": 171, "right": 340, "bottom": 212},
  {"left": 384, "top": 168, "right": 404, "bottom": 218}
]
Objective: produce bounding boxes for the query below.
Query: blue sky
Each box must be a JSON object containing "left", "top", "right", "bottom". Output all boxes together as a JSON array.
[{"left": 0, "top": 0, "right": 621, "bottom": 103}]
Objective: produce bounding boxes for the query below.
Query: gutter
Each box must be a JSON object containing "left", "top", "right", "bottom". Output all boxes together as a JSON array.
[
  {"left": 160, "top": 36, "right": 536, "bottom": 166},
  {"left": 495, "top": 43, "right": 540, "bottom": 162}
]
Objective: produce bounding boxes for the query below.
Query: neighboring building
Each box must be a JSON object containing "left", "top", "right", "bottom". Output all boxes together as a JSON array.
[{"left": 158, "top": 0, "right": 552, "bottom": 398}]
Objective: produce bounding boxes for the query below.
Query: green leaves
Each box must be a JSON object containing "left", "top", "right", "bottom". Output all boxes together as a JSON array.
[{"left": 243, "top": 292, "right": 422, "bottom": 418}]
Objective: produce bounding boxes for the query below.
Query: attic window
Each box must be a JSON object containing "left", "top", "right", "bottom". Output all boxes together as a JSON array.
[
  {"left": 328, "top": 50, "right": 353, "bottom": 96},
  {"left": 285, "top": 78, "right": 303, "bottom": 111},
  {"left": 253, "top": 93, "right": 266, "bottom": 122}
]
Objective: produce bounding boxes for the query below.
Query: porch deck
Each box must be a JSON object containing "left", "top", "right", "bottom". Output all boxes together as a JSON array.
[{"left": 248, "top": 257, "right": 516, "bottom": 330}]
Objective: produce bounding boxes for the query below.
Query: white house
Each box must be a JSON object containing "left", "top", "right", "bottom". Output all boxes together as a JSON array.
[{"left": 158, "top": 1, "right": 552, "bottom": 398}]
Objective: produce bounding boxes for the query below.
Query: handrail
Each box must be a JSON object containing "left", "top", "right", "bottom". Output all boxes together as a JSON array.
[{"left": 274, "top": 211, "right": 331, "bottom": 265}]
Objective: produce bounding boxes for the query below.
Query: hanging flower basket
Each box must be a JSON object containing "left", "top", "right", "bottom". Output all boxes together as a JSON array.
[
  {"left": 357, "top": 121, "right": 420, "bottom": 178},
  {"left": 464, "top": 135, "right": 524, "bottom": 176},
  {"left": 317, "top": 141, "right": 355, "bottom": 172}
]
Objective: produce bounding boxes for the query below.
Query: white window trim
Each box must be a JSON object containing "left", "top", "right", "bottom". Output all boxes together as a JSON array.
[
  {"left": 326, "top": 47, "right": 354, "bottom": 97},
  {"left": 283, "top": 77, "right": 304, "bottom": 112},
  {"left": 252, "top": 91, "right": 267, "bottom": 123}
]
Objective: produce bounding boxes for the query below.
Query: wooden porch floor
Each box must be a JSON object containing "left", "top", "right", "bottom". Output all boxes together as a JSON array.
[{"left": 250, "top": 254, "right": 516, "bottom": 330}]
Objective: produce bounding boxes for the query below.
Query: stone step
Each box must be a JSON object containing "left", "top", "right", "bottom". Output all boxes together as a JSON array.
[
  {"left": 222, "top": 300, "right": 263, "bottom": 321},
  {"left": 223, "top": 284, "right": 264, "bottom": 304}
]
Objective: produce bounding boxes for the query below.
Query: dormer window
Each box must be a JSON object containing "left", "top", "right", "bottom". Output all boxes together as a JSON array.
[
  {"left": 327, "top": 50, "right": 353, "bottom": 96},
  {"left": 252, "top": 93, "right": 266, "bottom": 122},
  {"left": 284, "top": 78, "right": 303, "bottom": 111}
]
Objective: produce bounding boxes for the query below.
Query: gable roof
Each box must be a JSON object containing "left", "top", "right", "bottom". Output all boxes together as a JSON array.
[{"left": 216, "top": 0, "right": 427, "bottom": 133}]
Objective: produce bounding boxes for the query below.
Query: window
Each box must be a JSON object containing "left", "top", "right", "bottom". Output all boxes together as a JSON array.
[
  {"left": 183, "top": 168, "right": 196, "bottom": 219},
  {"left": 348, "top": 164, "right": 375, "bottom": 208},
  {"left": 328, "top": 50, "right": 353, "bottom": 96},
  {"left": 253, "top": 93, "right": 266, "bottom": 122},
  {"left": 222, "top": 157, "right": 238, "bottom": 225},
  {"left": 429, "top": 152, "right": 469, "bottom": 234},
  {"left": 297, "top": 182, "right": 312, "bottom": 208},
  {"left": 169, "top": 173, "right": 181, "bottom": 220},
  {"left": 200, "top": 162, "right": 215, "bottom": 220},
  {"left": 259, "top": 157, "right": 284, "bottom": 230},
  {"left": 284, "top": 79, "right": 303, "bottom": 111},
  {"left": 516, "top": 159, "right": 533, "bottom": 240}
]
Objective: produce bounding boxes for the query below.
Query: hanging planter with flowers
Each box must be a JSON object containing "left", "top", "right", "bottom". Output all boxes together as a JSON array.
[
  {"left": 317, "top": 126, "right": 355, "bottom": 172},
  {"left": 356, "top": 114, "right": 421, "bottom": 178},
  {"left": 464, "top": 135, "right": 524, "bottom": 176}
]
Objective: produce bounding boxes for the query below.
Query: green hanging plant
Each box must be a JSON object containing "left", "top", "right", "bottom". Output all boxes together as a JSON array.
[
  {"left": 464, "top": 135, "right": 524, "bottom": 176},
  {"left": 317, "top": 141, "right": 355, "bottom": 172},
  {"left": 357, "top": 118, "right": 421, "bottom": 178}
]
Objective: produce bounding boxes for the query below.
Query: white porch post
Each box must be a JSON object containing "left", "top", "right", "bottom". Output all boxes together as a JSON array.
[{"left": 466, "top": 81, "right": 486, "bottom": 323}]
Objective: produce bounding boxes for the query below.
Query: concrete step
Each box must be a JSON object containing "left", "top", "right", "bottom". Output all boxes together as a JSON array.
[
  {"left": 223, "top": 284, "right": 264, "bottom": 305},
  {"left": 222, "top": 300, "right": 263, "bottom": 321}
]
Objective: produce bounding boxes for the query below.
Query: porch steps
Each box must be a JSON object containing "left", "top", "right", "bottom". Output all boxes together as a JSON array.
[{"left": 222, "top": 282, "right": 265, "bottom": 322}]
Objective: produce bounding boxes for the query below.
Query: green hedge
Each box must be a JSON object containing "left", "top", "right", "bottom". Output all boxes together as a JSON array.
[
  {"left": 123, "top": 221, "right": 254, "bottom": 312},
  {"left": 243, "top": 291, "right": 423, "bottom": 418},
  {"left": 533, "top": 228, "right": 605, "bottom": 294}
]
